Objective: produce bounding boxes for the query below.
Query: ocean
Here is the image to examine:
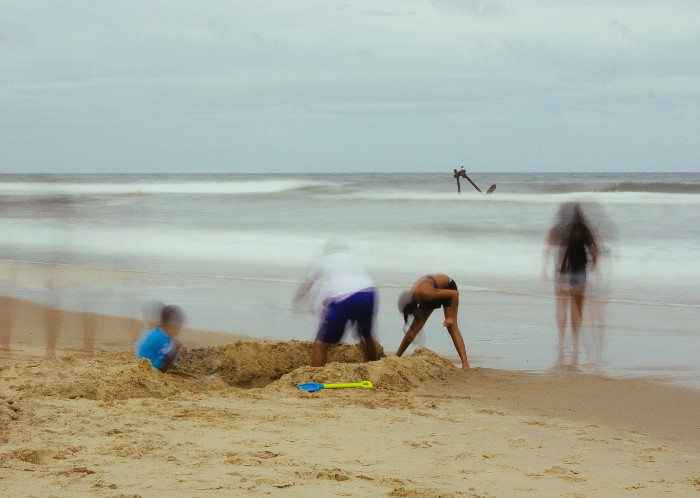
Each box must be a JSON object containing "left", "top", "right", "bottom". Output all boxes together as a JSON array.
[{"left": 1, "top": 172, "right": 698, "bottom": 386}]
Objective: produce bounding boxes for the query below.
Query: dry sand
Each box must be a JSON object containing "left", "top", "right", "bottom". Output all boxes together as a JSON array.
[{"left": 1, "top": 297, "right": 699, "bottom": 497}]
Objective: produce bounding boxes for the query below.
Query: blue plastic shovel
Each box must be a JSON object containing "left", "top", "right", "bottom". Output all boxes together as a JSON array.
[{"left": 297, "top": 380, "right": 373, "bottom": 392}]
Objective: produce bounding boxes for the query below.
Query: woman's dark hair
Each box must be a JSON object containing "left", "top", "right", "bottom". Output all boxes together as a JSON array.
[{"left": 397, "top": 291, "right": 416, "bottom": 324}]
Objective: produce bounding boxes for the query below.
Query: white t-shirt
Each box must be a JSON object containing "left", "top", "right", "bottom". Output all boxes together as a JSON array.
[{"left": 305, "top": 252, "right": 374, "bottom": 318}]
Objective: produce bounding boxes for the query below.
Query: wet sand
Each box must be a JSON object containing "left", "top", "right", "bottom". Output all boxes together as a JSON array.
[{"left": 1, "top": 297, "right": 699, "bottom": 496}]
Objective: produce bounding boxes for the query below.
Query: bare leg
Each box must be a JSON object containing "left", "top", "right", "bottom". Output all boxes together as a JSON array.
[
  {"left": 555, "top": 283, "right": 568, "bottom": 363},
  {"left": 447, "top": 325, "right": 470, "bottom": 370},
  {"left": 312, "top": 340, "right": 329, "bottom": 367},
  {"left": 44, "top": 307, "right": 60, "bottom": 360},
  {"left": 444, "top": 305, "right": 469, "bottom": 370},
  {"left": 591, "top": 296, "right": 606, "bottom": 364},
  {"left": 44, "top": 273, "right": 60, "bottom": 360},
  {"left": 0, "top": 297, "right": 11, "bottom": 357},
  {"left": 82, "top": 312, "right": 96, "bottom": 355},
  {"left": 570, "top": 288, "right": 585, "bottom": 366},
  {"left": 363, "top": 338, "right": 378, "bottom": 362}
]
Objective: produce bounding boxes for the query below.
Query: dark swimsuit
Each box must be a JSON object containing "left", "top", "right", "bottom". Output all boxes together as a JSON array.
[
  {"left": 418, "top": 275, "right": 458, "bottom": 309},
  {"left": 560, "top": 222, "right": 591, "bottom": 288},
  {"left": 425, "top": 275, "right": 458, "bottom": 291}
]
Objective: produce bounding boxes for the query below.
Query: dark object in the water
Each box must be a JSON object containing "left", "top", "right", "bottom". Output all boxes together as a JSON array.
[{"left": 453, "top": 167, "right": 494, "bottom": 194}]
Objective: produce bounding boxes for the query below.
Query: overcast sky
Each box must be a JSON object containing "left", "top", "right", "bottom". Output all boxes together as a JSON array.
[{"left": 1, "top": 1, "right": 699, "bottom": 173}]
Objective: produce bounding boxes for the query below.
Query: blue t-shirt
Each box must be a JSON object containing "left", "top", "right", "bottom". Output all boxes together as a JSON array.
[{"left": 135, "top": 328, "right": 175, "bottom": 371}]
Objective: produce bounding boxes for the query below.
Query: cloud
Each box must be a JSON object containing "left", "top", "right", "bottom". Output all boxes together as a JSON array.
[
  {"left": 1, "top": 1, "right": 699, "bottom": 172},
  {"left": 430, "top": 0, "right": 505, "bottom": 17},
  {"left": 609, "top": 19, "right": 631, "bottom": 38}
]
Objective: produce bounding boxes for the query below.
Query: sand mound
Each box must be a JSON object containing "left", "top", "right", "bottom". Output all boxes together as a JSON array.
[
  {"left": 3, "top": 343, "right": 451, "bottom": 401},
  {"left": 267, "top": 348, "right": 456, "bottom": 393},
  {"left": 6, "top": 354, "right": 199, "bottom": 401},
  {"left": 178, "top": 340, "right": 385, "bottom": 387},
  {"left": 171, "top": 341, "right": 453, "bottom": 393}
]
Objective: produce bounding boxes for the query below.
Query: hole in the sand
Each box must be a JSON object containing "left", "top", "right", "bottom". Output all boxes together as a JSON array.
[
  {"left": 176, "top": 341, "right": 384, "bottom": 388},
  {"left": 232, "top": 377, "right": 276, "bottom": 389}
]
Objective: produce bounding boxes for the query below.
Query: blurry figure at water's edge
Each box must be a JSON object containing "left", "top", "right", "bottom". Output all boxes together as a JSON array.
[
  {"left": 293, "top": 240, "right": 380, "bottom": 367},
  {"left": 0, "top": 271, "right": 13, "bottom": 358},
  {"left": 544, "top": 203, "right": 601, "bottom": 368}
]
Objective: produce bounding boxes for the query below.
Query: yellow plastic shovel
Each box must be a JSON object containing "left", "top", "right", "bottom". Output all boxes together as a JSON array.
[{"left": 297, "top": 380, "right": 373, "bottom": 392}]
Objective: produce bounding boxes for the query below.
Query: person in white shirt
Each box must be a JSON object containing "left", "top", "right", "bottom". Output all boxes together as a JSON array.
[{"left": 293, "top": 243, "right": 380, "bottom": 367}]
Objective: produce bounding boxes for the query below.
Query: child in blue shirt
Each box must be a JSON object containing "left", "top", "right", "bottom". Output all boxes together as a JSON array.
[{"left": 135, "top": 304, "right": 185, "bottom": 372}]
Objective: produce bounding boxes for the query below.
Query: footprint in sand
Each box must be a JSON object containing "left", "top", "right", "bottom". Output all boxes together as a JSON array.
[
  {"left": 562, "top": 454, "right": 583, "bottom": 465},
  {"left": 544, "top": 465, "right": 586, "bottom": 482}
]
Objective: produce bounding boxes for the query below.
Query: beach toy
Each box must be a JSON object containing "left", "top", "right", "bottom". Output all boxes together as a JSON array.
[{"left": 297, "top": 381, "right": 373, "bottom": 392}]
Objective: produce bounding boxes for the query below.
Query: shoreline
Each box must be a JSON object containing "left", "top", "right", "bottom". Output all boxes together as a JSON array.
[
  {"left": 2, "top": 259, "right": 698, "bottom": 391},
  {"left": 2, "top": 293, "right": 698, "bottom": 390}
]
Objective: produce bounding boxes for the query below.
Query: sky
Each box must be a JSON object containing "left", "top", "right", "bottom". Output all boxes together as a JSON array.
[{"left": 1, "top": 0, "right": 699, "bottom": 174}]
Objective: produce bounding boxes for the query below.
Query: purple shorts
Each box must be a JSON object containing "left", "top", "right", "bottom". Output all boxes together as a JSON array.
[{"left": 316, "top": 289, "right": 377, "bottom": 344}]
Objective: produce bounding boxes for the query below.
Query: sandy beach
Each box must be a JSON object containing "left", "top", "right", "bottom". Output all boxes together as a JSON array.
[{"left": 1, "top": 297, "right": 699, "bottom": 497}]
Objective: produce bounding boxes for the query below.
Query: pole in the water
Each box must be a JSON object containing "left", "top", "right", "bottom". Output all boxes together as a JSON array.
[
  {"left": 462, "top": 172, "right": 482, "bottom": 193},
  {"left": 453, "top": 167, "right": 495, "bottom": 194}
]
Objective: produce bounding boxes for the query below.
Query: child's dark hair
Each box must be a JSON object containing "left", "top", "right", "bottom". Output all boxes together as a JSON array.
[{"left": 161, "top": 305, "right": 186, "bottom": 326}]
